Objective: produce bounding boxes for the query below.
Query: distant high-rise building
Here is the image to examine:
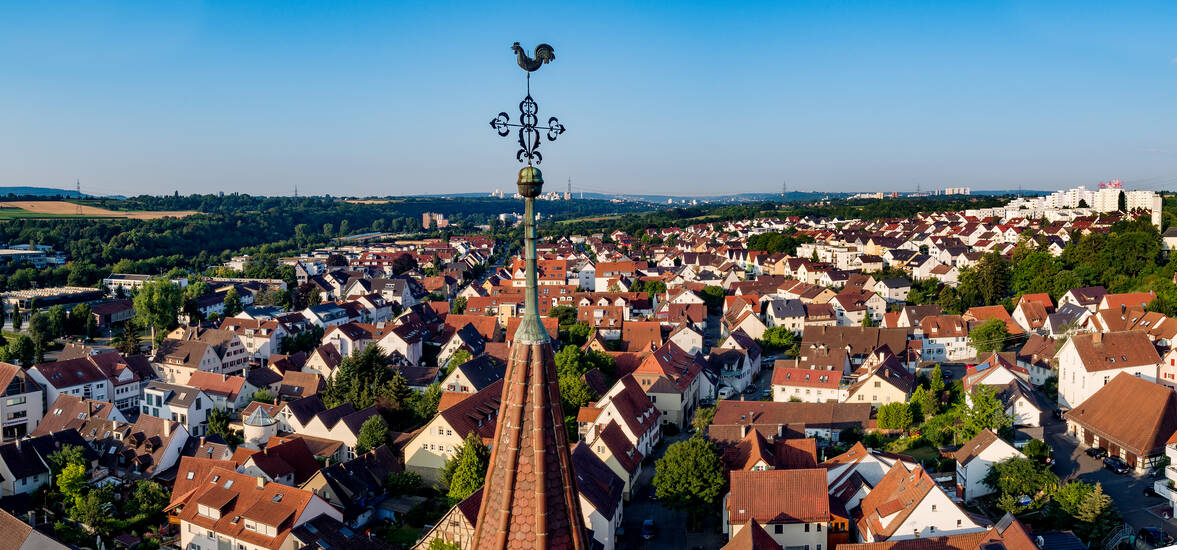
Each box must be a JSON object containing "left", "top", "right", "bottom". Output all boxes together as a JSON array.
[{"left": 422, "top": 212, "right": 448, "bottom": 229}]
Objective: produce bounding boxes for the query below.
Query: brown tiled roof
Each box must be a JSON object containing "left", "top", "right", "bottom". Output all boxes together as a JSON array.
[
  {"left": 175, "top": 466, "right": 320, "bottom": 550},
  {"left": 855, "top": 462, "right": 937, "bottom": 540},
  {"left": 32, "top": 395, "right": 119, "bottom": 437},
  {"left": 920, "top": 315, "right": 970, "bottom": 339},
  {"left": 953, "top": 429, "right": 1003, "bottom": 465},
  {"left": 596, "top": 421, "right": 643, "bottom": 474},
  {"left": 839, "top": 513, "right": 1035, "bottom": 550},
  {"left": 710, "top": 401, "right": 873, "bottom": 445},
  {"left": 727, "top": 469, "right": 830, "bottom": 525},
  {"left": 1064, "top": 373, "right": 1177, "bottom": 456},
  {"left": 1067, "top": 331, "right": 1160, "bottom": 372},
  {"left": 964, "top": 306, "right": 1024, "bottom": 336},
  {"left": 622, "top": 321, "right": 664, "bottom": 353},
  {"left": 439, "top": 379, "right": 503, "bottom": 440},
  {"left": 722, "top": 518, "right": 783, "bottom": 550}
]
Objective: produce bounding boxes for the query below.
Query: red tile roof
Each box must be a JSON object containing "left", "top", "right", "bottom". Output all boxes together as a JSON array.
[{"left": 727, "top": 469, "right": 830, "bottom": 525}]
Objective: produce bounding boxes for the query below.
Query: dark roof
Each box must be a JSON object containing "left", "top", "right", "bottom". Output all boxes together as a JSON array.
[
  {"left": 315, "top": 445, "right": 403, "bottom": 519},
  {"left": 0, "top": 429, "right": 96, "bottom": 480},
  {"left": 453, "top": 354, "right": 506, "bottom": 391},
  {"left": 571, "top": 444, "right": 623, "bottom": 520},
  {"left": 284, "top": 395, "right": 327, "bottom": 426},
  {"left": 290, "top": 514, "right": 397, "bottom": 550}
]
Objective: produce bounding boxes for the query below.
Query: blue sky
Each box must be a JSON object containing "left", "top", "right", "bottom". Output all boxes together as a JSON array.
[{"left": 1, "top": 1, "right": 1175, "bottom": 197}]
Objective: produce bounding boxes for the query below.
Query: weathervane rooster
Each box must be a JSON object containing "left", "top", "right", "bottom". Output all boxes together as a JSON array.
[{"left": 513, "top": 42, "right": 555, "bottom": 72}]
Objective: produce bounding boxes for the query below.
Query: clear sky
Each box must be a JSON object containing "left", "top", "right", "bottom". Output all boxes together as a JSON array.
[{"left": 1, "top": 1, "right": 1175, "bottom": 197}]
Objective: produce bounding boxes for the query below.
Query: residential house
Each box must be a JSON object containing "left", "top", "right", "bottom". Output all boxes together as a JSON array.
[
  {"left": 0, "top": 429, "right": 93, "bottom": 496},
  {"left": 919, "top": 315, "right": 974, "bottom": 361},
  {"left": 300, "top": 445, "right": 403, "bottom": 527},
  {"left": 0, "top": 362, "right": 42, "bottom": 442},
  {"left": 403, "top": 379, "right": 502, "bottom": 483},
  {"left": 1056, "top": 331, "right": 1159, "bottom": 409},
  {"left": 631, "top": 341, "right": 705, "bottom": 429},
  {"left": 723, "top": 469, "right": 837, "bottom": 549},
  {"left": 175, "top": 466, "right": 342, "bottom": 550},
  {"left": 954, "top": 429, "right": 1022, "bottom": 501},
  {"left": 142, "top": 381, "right": 212, "bottom": 436},
  {"left": 854, "top": 462, "right": 985, "bottom": 541}
]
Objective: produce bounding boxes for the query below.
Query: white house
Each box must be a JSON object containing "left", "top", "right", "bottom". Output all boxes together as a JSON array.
[
  {"left": 954, "top": 429, "right": 1022, "bottom": 501},
  {"left": 142, "top": 381, "right": 212, "bottom": 437},
  {"left": 1056, "top": 331, "right": 1159, "bottom": 409}
]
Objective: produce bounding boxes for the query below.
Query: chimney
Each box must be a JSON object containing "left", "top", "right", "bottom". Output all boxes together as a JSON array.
[
  {"left": 741, "top": 424, "right": 749, "bottom": 437},
  {"left": 777, "top": 423, "right": 784, "bottom": 438},
  {"left": 256, "top": 476, "right": 266, "bottom": 489},
  {"left": 1093, "top": 332, "right": 1102, "bottom": 344}
]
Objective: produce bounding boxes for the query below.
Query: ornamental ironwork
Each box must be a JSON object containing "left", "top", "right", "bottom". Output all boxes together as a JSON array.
[{"left": 488, "top": 43, "right": 566, "bottom": 165}]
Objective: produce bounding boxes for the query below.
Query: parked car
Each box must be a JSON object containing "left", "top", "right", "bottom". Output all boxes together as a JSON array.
[
  {"left": 718, "top": 386, "right": 734, "bottom": 400},
  {"left": 1139, "top": 527, "right": 1174, "bottom": 547},
  {"left": 743, "top": 385, "right": 757, "bottom": 395},
  {"left": 1085, "top": 447, "right": 1108, "bottom": 459},
  {"left": 1103, "top": 456, "right": 1130, "bottom": 475},
  {"left": 641, "top": 519, "right": 656, "bottom": 540},
  {"left": 1144, "top": 486, "right": 1163, "bottom": 498}
]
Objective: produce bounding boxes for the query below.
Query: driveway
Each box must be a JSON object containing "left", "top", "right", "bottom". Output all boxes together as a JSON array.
[
  {"left": 617, "top": 433, "right": 728, "bottom": 550},
  {"left": 1042, "top": 418, "right": 1175, "bottom": 539}
]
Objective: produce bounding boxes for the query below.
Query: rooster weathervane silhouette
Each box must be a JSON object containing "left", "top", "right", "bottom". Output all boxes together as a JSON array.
[{"left": 490, "top": 42, "right": 566, "bottom": 165}]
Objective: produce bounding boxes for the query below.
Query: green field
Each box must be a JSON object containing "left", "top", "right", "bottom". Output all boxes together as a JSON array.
[{"left": 0, "top": 208, "right": 95, "bottom": 219}]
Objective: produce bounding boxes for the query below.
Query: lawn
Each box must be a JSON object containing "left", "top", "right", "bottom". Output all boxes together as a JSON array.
[
  {"left": 0, "top": 208, "right": 93, "bottom": 219},
  {"left": 899, "top": 444, "right": 941, "bottom": 462}
]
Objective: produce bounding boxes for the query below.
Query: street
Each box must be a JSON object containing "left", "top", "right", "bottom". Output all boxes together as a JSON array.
[
  {"left": 617, "top": 433, "right": 728, "bottom": 550},
  {"left": 1041, "top": 417, "right": 1175, "bottom": 540}
]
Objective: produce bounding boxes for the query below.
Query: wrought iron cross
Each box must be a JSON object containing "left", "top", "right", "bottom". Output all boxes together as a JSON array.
[{"left": 489, "top": 59, "right": 566, "bottom": 165}]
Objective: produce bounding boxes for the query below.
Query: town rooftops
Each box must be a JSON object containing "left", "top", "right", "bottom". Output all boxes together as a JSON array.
[
  {"left": 1065, "top": 373, "right": 1177, "bottom": 456},
  {"left": 727, "top": 468, "right": 830, "bottom": 525},
  {"left": 1066, "top": 330, "right": 1160, "bottom": 372}
]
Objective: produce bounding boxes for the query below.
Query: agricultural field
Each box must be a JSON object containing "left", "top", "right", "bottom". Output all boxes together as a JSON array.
[{"left": 0, "top": 201, "right": 198, "bottom": 220}]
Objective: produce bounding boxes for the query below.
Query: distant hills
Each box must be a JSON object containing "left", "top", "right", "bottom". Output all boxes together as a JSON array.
[{"left": 0, "top": 186, "right": 88, "bottom": 198}]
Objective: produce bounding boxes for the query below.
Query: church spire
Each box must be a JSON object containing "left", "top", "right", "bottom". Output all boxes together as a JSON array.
[{"left": 472, "top": 42, "right": 586, "bottom": 549}]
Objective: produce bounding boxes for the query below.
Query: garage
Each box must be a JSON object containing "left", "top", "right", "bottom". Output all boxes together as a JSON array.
[
  {"left": 1084, "top": 430, "right": 1094, "bottom": 446},
  {"left": 1108, "top": 442, "right": 1120, "bottom": 457}
]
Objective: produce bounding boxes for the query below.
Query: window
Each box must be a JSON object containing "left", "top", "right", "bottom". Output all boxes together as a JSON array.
[
  {"left": 805, "top": 524, "right": 810, "bottom": 532},
  {"left": 5, "top": 396, "right": 26, "bottom": 407},
  {"left": 817, "top": 524, "right": 822, "bottom": 532},
  {"left": 874, "top": 381, "right": 881, "bottom": 388},
  {"left": 957, "top": 519, "right": 962, "bottom": 527},
  {"left": 775, "top": 524, "right": 783, "bottom": 534},
  {"left": 930, "top": 527, "right": 936, "bottom": 533},
  {"left": 931, "top": 505, "right": 937, "bottom": 511}
]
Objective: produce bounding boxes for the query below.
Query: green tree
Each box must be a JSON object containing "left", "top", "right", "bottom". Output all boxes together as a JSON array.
[
  {"left": 757, "top": 326, "right": 800, "bottom": 356},
  {"left": 443, "top": 432, "right": 490, "bottom": 500},
  {"left": 446, "top": 349, "right": 472, "bottom": 374},
  {"left": 565, "top": 322, "right": 594, "bottom": 346},
  {"left": 47, "top": 305, "right": 67, "bottom": 338},
  {"left": 207, "top": 408, "right": 232, "bottom": 439},
  {"left": 983, "top": 457, "right": 1059, "bottom": 506},
  {"left": 133, "top": 278, "right": 182, "bottom": 343},
  {"left": 1023, "top": 438, "right": 1052, "bottom": 464},
  {"left": 114, "top": 325, "right": 142, "bottom": 355},
  {"left": 969, "top": 318, "right": 1009, "bottom": 354},
  {"left": 547, "top": 305, "right": 577, "bottom": 327},
  {"left": 877, "top": 402, "right": 914, "bottom": 431},
  {"left": 700, "top": 286, "right": 725, "bottom": 310},
  {"left": 69, "top": 485, "right": 116, "bottom": 535},
  {"left": 223, "top": 287, "right": 243, "bottom": 317},
  {"left": 451, "top": 296, "right": 467, "bottom": 314},
  {"left": 388, "top": 373, "right": 412, "bottom": 407},
  {"left": 69, "top": 303, "right": 92, "bottom": 337},
  {"left": 27, "top": 312, "right": 54, "bottom": 349},
  {"left": 127, "top": 480, "right": 170, "bottom": 518},
  {"left": 861, "top": 314, "right": 875, "bottom": 327},
  {"left": 252, "top": 388, "right": 274, "bottom": 403},
  {"left": 57, "top": 462, "right": 87, "bottom": 505},
  {"left": 410, "top": 382, "right": 442, "bottom": 422},
  {"left": 929, "top": 364, "right": 946, "bottom": 411},
  {"left": 428, "top": 539, "right": 462, "bottom": 550},
  {"left": 9, "top": 304, "right": 20, "bottom": 330},
  {"left": 962, "top": 386, "right": 1013, "bottom": 439},
  {"left": 48, "top": 444, "right": 87, "bottom": 473},
  {"left": 910, "top": 386, "right": 935, "bottom": 420},
  {"left": 355, "top": 415, "right": 391, "bottom": 455},
  {"left": 385, "top": 471, "right": 422, "bottom": 497},
  {"left": 653, "top": 436, "right": 726, "bottom": 529},
  {"left": 8, "top": 334, "right": 35, "bottom": 367},
  {"left": 692, "top": 404, "right": 716, "bottom": 435}
]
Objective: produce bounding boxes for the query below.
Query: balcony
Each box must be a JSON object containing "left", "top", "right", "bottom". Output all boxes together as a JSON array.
[{"left": 1154, "top": 479, "right": 1173, "bottom": 501}]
